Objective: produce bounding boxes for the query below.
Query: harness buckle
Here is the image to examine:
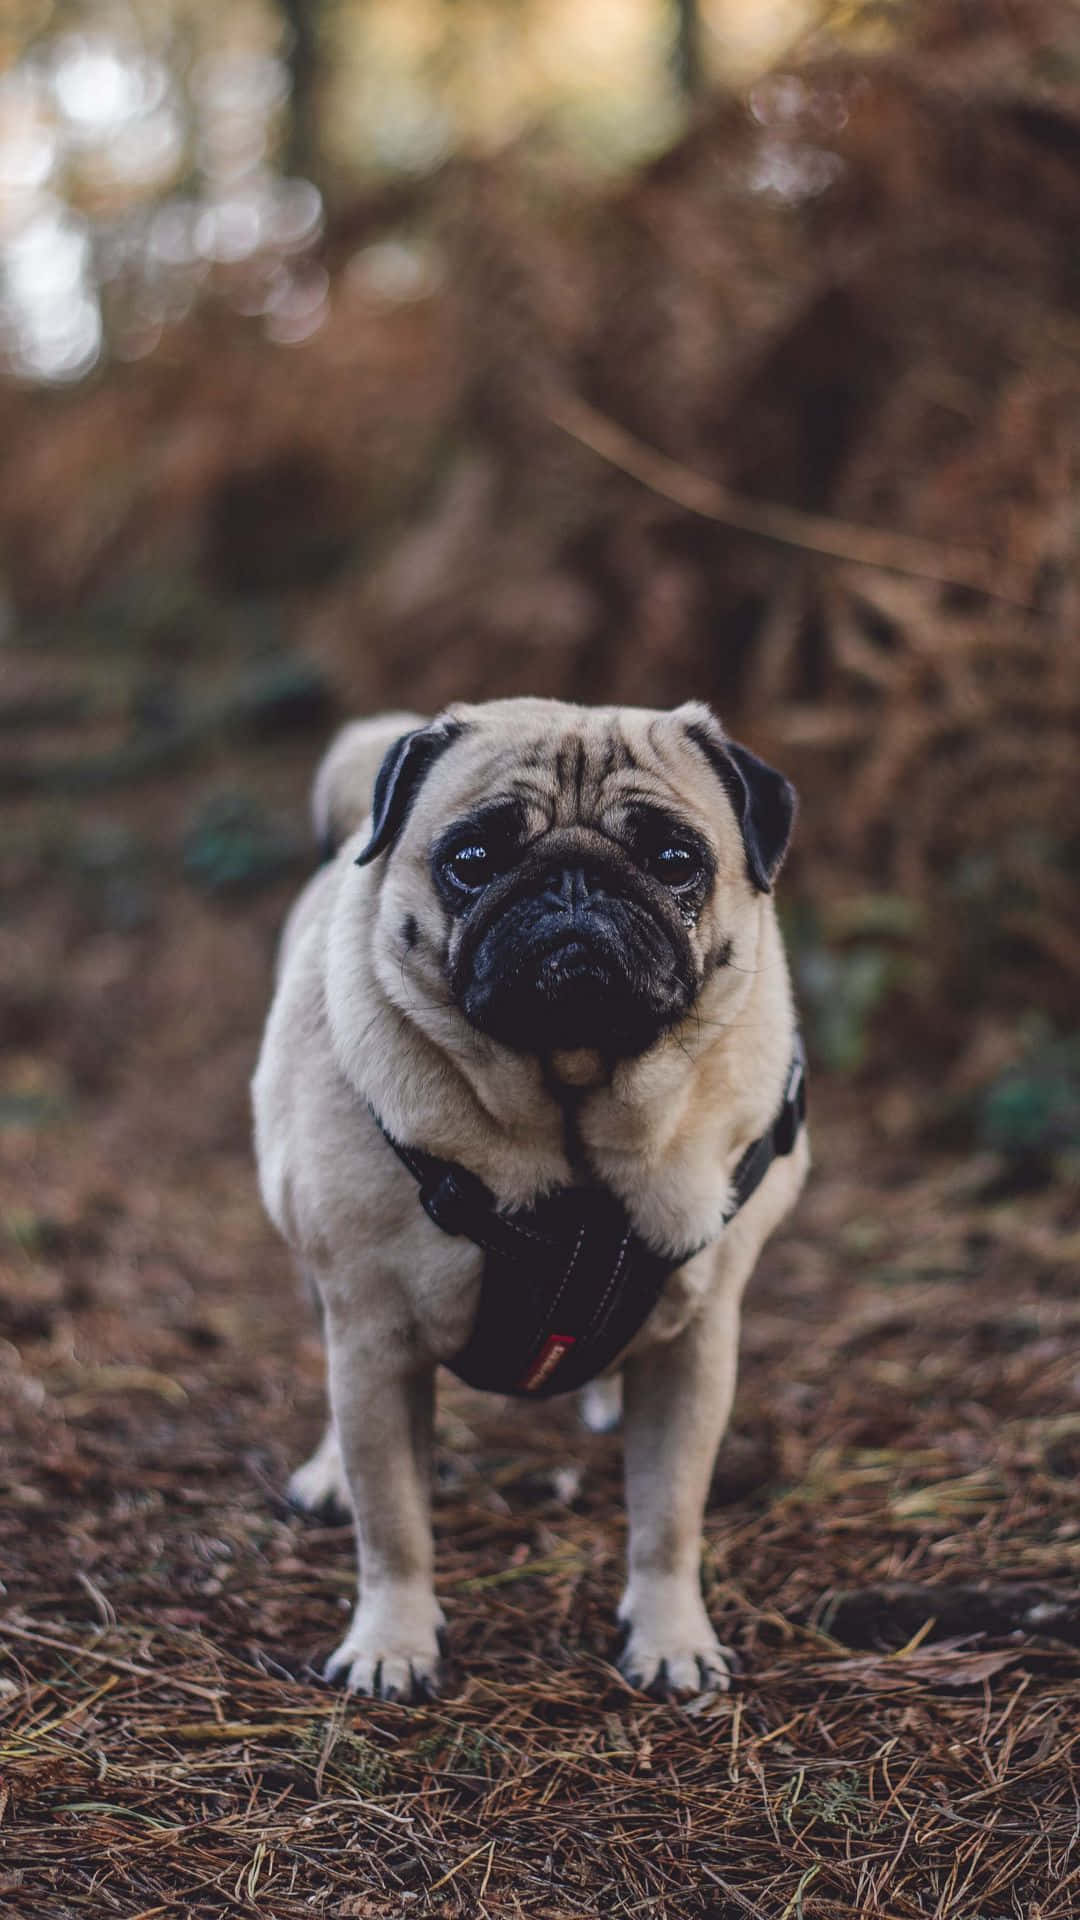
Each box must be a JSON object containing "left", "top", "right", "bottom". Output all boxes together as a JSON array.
[{"left": 420, "top": 1169, "right": 482, "bottom": 1237}]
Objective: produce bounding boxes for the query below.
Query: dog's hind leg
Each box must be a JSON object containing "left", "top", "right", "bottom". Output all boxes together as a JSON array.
[
  {"left": 286, "top": 1264, "right": 351, "bottom": 1521},
  {"left": 581, "top": 1372, "right": 623, "bottom": 1433},
  {"left": 287, "top": 1420, "right": 351, "bottom": 1521}
]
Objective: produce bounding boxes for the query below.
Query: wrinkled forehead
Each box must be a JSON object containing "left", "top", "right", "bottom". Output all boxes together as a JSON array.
[{"left": 437, "top": 707, "right": 719, "bottom": 835}]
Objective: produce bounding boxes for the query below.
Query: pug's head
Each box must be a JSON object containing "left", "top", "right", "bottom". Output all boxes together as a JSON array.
[{"left": 352, "top": 699, "right": 795, "bottom": 1066}]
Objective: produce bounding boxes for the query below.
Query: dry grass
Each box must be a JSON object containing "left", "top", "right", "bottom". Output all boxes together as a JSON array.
[{"left": 3, "top": 1043, "right": 1079, "bottom": 1917}]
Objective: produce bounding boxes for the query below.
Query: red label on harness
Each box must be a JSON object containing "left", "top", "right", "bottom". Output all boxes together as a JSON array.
[{"left": 518, "top": 1334, "right": 576, "bottom": 1393}]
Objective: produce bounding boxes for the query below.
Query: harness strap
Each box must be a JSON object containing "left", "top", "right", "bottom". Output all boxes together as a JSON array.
[
  {"left": 375, "top": 1036, "right": 806, "bottom": 1398},
  {"left": 722, "top": 1031, "right": 807, "bottom": 1224}
]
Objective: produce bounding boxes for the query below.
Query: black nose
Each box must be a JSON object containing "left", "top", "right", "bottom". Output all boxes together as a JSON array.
[{"left": 540, "top": 866, "right": 601, "bottom": 914}]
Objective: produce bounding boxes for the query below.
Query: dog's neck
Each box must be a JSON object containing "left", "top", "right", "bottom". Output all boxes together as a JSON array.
[{"left": 334, "top": 890, "right": 796, "bottom": 1252}]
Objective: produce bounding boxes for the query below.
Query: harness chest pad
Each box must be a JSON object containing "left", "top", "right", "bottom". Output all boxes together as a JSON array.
[{"left": 374, "top": 1039, "right": 806, "bottom": 1399}]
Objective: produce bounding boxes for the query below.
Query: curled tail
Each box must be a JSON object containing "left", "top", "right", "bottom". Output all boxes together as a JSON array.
[{"left": 311, "top": 713, "right": 427, "bottom": 858}]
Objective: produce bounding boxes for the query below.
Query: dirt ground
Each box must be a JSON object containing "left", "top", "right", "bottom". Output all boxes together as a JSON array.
[{"left": 1, "top": 626, "right": 1079, "bottom": 1920}]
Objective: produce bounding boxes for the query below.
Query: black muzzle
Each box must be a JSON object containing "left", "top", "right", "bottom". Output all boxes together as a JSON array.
[{"left": 451, "top": 844, "right": 695, "bottom": 1058}]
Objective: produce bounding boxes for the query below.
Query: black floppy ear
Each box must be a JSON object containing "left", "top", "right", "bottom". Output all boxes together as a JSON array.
[
  {"left": 723, "top": 740, "right": 797, "bottom": 891},
  {"left": 354, "top": 720, "right": 462, "bottom": 867},
  {"left": 686, "top": 721, "right": 797, "bottom": 893}
]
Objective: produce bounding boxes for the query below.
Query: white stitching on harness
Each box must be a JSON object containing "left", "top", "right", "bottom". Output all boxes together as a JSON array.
[
  {"left": 581, "top": 1227, "right": 634, "bottom": 1341},
  {"left": 533, "top": 1218, "right": 589, "bottom": 1331}
]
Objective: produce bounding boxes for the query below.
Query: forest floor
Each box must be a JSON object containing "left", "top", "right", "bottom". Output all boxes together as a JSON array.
[{"left": 1, "top": 621, "right": 1079, "bottom": 1920}]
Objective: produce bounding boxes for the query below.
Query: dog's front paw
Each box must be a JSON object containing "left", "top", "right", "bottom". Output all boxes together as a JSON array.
[
  {"left": 617, "top": 1583, "right": 732, "bottom": 1697},
  {"left": 324, "top": 1592, "right": 445, "bottom": 1702}
]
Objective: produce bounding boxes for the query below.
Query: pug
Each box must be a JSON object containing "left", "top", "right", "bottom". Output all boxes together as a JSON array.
[{"left": 252, "top": 698, "right": 808, "bottom": 1701}]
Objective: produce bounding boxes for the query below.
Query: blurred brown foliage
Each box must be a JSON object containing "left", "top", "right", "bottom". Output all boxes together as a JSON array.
[{"left": 2, "top": 0, "right": 1078, "bottom": 1085}]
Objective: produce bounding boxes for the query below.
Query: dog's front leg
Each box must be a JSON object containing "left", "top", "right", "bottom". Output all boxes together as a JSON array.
[
  {"left": 321, "top": 1297, "right": 444, "bottom": 1701},
  {"left": 618, "top": 1274, "right": 740, "bottom": 1696}
]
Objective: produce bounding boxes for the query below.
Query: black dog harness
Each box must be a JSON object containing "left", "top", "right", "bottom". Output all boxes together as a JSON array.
[{"left": 375, "top": 1037, "right": 806, "bottom": 1399}]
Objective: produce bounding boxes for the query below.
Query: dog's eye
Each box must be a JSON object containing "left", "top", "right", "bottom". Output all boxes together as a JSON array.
[
  {"left": 446, "top": 843, "right": 493, "bottom": 890},
  {"left": 648, "top": 844, "right": 701, "bottom": 889}
]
